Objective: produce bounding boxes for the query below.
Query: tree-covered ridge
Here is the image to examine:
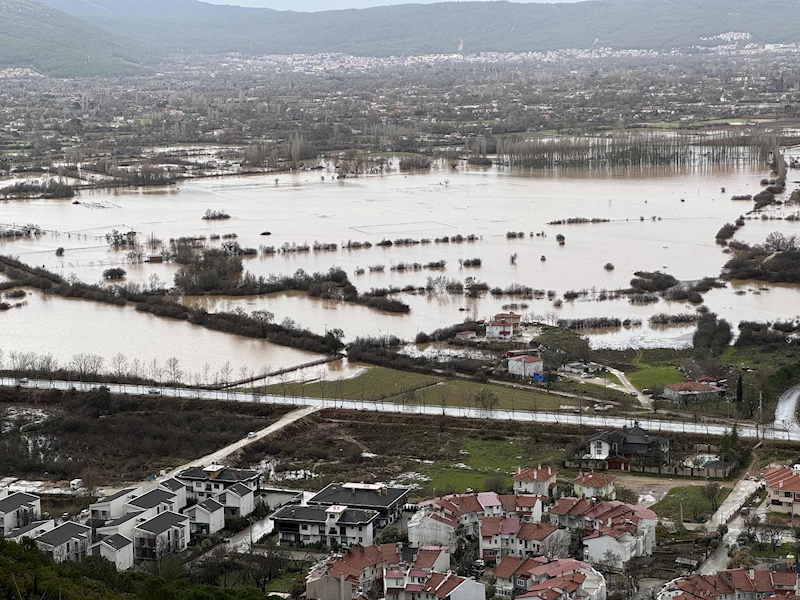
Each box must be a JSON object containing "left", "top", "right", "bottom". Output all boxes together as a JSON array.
[
  {"left": 0, "top": 0, "right": 149, "bottom": 77},
  {"left": 0, "top": 538, "right": 269, "bottom": 600},
  {"left": 35, "top": 0, "right": 800, "bottom": 58}
]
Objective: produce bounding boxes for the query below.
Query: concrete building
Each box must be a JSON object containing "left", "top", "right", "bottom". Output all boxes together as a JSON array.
[
  {"left": 0, "top": 491, "right": 41, "bottom": 537},
  {"left": 176, "top": 464, "right": 260, "bottom": 502},
  {"left": 663, "top": 381, "right": 724, "bottom": 404},
  {"left": 310, "top": 483, "right": 409, "bottom": 529},
  {"left": 35, "top": 522, "right": 92, "bottom": 563},
  {"left": 184, "top": 498, "right": 225, "bottom": 535},
  {"left": 272, "top": 504, "right": 378, "bottom": 547},
  {"left": 508, "top": 356, "right": 545, "bottom": 378},
  {"left": 133, "top": 511, "right": 190, "bottom": 561},
  {"left": 89, "top": 534, "right": 134, "bottom": 571}
]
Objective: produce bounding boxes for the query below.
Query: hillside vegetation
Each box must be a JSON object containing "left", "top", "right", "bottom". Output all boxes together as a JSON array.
[
  {"left": 0, "top": 0, "right": 148, "bottom": 76},
  {"left": 32, "top": 0, "right": 800, "bottom": 59}
]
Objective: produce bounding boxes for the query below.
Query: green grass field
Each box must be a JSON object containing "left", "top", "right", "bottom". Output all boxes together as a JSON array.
[
  {"left": 649, "top": 485, "right": 732, "bottom": 523},
  {"left": 260, "top": 366, "right": 578, "bottom": 412},
  {"left": 417, "top": 434, "right": 566, "bottom": 493}
]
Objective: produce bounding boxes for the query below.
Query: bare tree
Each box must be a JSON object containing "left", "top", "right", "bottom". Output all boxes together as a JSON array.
[
  {"left": 112, "top": 352, "right": 129, "bottom": 381},
  {"left": 220, "top": 361, "right": 233, "bottom": 387},
  {"left": 542, "top": 531, "right": 571, "bottom": 559},
  {"left": 474, "top": 389, "right": 499, "bottom": 415},
  {"left": 316, "top": 367, "right": 327, "bottom": 399},
  {"left": 702, "top": 482, "right": 724, "bottom": 514}
]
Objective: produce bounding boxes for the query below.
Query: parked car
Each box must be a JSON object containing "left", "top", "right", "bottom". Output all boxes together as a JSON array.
[{"left": 148, "top": 388, "right": 161, "bottom": 395}]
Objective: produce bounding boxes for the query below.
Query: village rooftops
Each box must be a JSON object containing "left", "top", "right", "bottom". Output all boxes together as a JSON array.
[
  {"left": 0, "top": 491, "right": 39, "bottom": 513},
  {"left": 549, "top": 497, "right": 593, "bottom": 516},
  {"left": 35, "top": 522, "right": 91, "bottom": 547},
  {"left": 126, "top": 489, "right": 176, "bottom": 510},
  {"left": 574, "top": 472, "right": 616, "bottom": 487},
  {"left": 513, "top": 466, "right": 556, "bottom": 482},
  {"left": 159, "top": 478, "right": 185, "bottom": 492},
  {"left": 95, "top": 488, "right": 136, "bottom": 503},
  {"left": 310, "top": 482, "right": 409, "bottom": 509},
  {"left": 7, "top": 520, "right": 53, "bottom": 539},
  {"left": 423, "top": 571, "right": 467, "bottom": 599},
  {"left": 226, "top": 482, "right": 253, "bottom": 497},
  {"left": 413, "top": 546, "right": 447, "bottom": 569},
  {"left": 135, "top": 511, "right": 187, "bottom": 535},
  {"left": 509, "top": 355, "right": 544, "bottom": 364},
  {"left": 197, "top": 498, "right": 224, "bottom": 512},
  {"left": 273, "top": 505, "right": 379, "bottom": 525},
  {"left": 665, "top": 381, "right": 722, "bottom": 393},
  {"left": 666, "top": 570, "right": 798, "bottom": 600},
  {"left": 100, "top": 533, "right": 133, "bottom": 550},
  {"left": 765, "top": 466, "right": 800, "bottom": 492},
  {"left": 517, "top": 522, "right": 559, "bottom": 541},
  {"left": 103, "top": 511, "right": 144, "bottom": 527},
  {"left": 177, "top": 465, "right": 259, "bottom": 484}
]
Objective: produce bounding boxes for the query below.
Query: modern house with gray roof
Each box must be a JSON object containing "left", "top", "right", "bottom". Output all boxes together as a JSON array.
[
  {"left": 586, "top": 426, "right": 670, "bottom": 469},
  {"left": 89, "top": 488, "right": 138, "bottom": 523},
  {"left": 184, "top": 498, "right": 225, "bottom": 535},
  {"left": 176, "top": 464, "right": 259, "bottom": 502},
  {"left": 6, "top": 519, "right": 55, "bottom": 543},
  {"left": 272, "top": 504, "right": 379, "bottom": 547},
  {"left": 310, "top": 483, "right": 409, "bottom": 529},
  {"left": 158, "top": 478, "right": 187, "bottom": 510},
  {"left": 90, "top": 533, "right": 134, "bottom": 571},
  {"left": 133, "top": 511, "right": 190, "bottom": 561},
  {"left": 216, "top": 481, "right": 255, "bottom": 517},
  {"left": 34, "top": 522, "right": 92, "bottom": 563},
  {"left": 124, "top": 489, "right": 177, "bottom": 515},
  {"left": 0, "top": 491, "right": 41, "bottom": 537}
]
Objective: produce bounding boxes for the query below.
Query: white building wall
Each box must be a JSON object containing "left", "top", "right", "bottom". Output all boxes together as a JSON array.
[
  {"left": 408, "top": 515, "right": 456, "bottom": 548},
  {"left": 450, "top": 579, "right": 486, "bottom": 600}
]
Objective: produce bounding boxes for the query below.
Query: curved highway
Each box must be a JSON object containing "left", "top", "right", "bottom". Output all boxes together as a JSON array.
[{"left": 3, "top": 376, "right": 799, "bottom": 442}]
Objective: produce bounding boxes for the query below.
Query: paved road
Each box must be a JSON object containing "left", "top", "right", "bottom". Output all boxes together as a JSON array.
[
  {"left": 161, "top": 405, "right": 321, "bottom": 481},
  {"left": 3, "top": 377, "right": 799, "bottom": 441}
]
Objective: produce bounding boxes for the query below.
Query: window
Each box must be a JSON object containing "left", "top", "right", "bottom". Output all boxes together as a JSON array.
[{"left": 301, "top": 525, "right": 308, "bottom": 530}]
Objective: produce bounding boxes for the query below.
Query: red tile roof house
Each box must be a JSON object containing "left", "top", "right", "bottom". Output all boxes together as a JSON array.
[
  {"left": 663, "top": 381, "right": 724, "bottom": 404},
  {"left": 660, "top": 570, "right": 799, "bottom": 600},
  {"left": 478, "top": 517, "right": 570, "bottom": 563},
  {"left": 765, "top": 466, "right": 800, "bottom": 516},
  {"left": 580, "top": 501, "right": 657, "bottom": 567},
  {"left": 573, "top": 472, "right": 616, "bottom": 500},
  {"left": 493, "top": 557, "right": 607, "bottom": 600},
  {"left": 413, "top": 492, "right": 546, "bottom": 542},
  {"left": 384, "top": 549, "right": 486, "bottom": 600},
  {"left": 513, "top": 466, "right": 558, "bottom": 498}
]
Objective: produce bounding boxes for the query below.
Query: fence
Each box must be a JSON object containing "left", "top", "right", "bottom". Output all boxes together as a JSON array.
[{"left": 563, "top": 459, "right": 733, "bottom": 479}]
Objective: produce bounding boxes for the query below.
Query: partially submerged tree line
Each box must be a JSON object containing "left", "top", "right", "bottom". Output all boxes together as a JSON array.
[{"left": 496, "top": 131, "right": 778, "bottom": 169}]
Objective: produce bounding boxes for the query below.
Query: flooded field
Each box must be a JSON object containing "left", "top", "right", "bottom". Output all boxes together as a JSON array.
[{"left": 2, "top": 154, "right": 800, "bottom": 366}]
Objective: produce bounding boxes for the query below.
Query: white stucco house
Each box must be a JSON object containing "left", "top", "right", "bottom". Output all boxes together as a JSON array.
[
  {"left": 408, "top": 510, "right": 458, "bottom": 549},
  {"left": 508, "top": 356, "right": 544, "bottom": 378},
  {"left": 216, "top": 482, "right": 255, "bottom": 517},
  {"left": 513, "top": 467, "right": 558, "bottom": 498},
  {"left": 90, "top": 488, "right": 139, "bottom": 523},
  {"left": 0, "top": 492, "right": 41, "bottom": 536},
  {"left": 35, "top": 522, "right": 92, "bottom": 563},
  {"left": 573, "top": 472, "right": 616, "bottom": 500},
  {"left": 133, "top": 511, "right": 190, "bottom": 561},
  {"left": 184, "top": 498, "right": 225, "bottom": 535},
  {"left": 89, "top": 534, "right": 134, "bottom": 571}
]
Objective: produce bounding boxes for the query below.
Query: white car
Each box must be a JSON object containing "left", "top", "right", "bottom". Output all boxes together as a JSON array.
[{"left": 247, "top": 432, "right": 257, "bottom": 439}]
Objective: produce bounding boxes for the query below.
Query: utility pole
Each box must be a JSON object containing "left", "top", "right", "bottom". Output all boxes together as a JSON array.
[{"left": 758, "top": 392, "right": 763, "bottom": 440}]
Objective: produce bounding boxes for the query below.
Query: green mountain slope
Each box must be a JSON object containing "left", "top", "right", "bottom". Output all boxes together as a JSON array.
[
  {"left": 35, "top": 0, "right": 800, "bottom": 56},
  {"left": 0, "top": 0, "right": 149, "bottom": 76}
]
